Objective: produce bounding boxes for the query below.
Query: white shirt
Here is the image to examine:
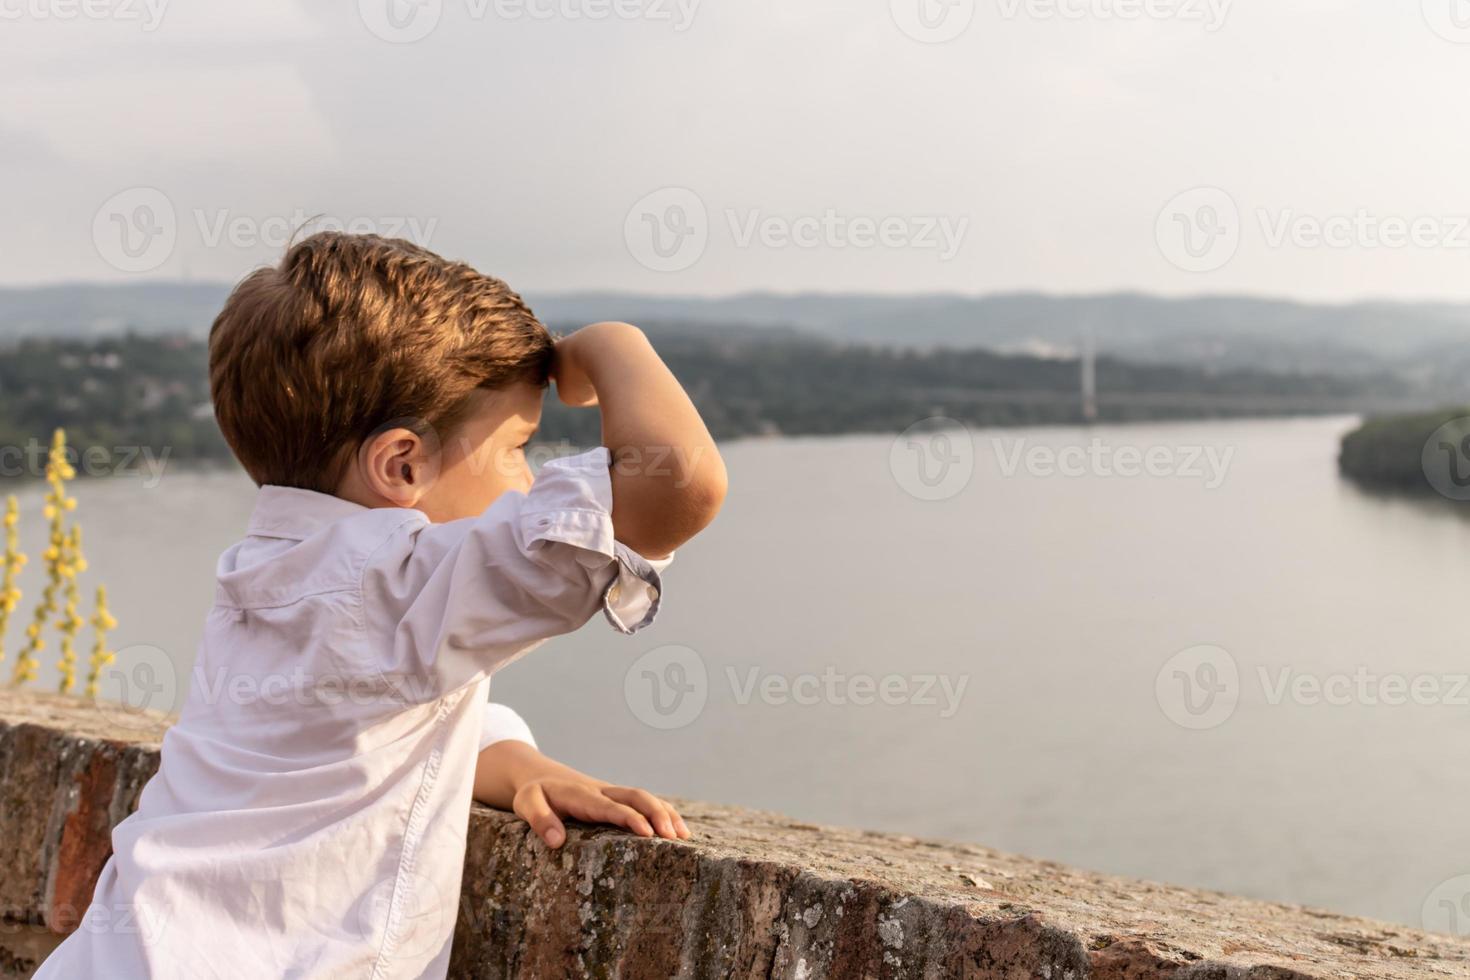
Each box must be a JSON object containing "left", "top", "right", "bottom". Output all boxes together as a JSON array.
[{"left": 37, "top": 448, "right": 668, "bottom": 980}]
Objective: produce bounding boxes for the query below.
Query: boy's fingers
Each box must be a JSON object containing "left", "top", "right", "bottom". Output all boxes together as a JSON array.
[
  {"left": 666, "top": 802, "right": 692, "bottom": 839},
  {"left": 603, "top": 786, "right": 681, "bottom": 840},
  {"left": 514, "top": 784, "right": 566, "bottom": 849},
  {"left": 654, "top": 797, "right": 690, "bottom": 839},
  {"left": 548, "top": 785, "right": 654, "bottom": 838}
]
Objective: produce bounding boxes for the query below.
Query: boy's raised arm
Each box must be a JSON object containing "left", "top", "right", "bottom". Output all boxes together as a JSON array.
[{"left": 552, "top": 321, "right": 727, "bottom": 558}]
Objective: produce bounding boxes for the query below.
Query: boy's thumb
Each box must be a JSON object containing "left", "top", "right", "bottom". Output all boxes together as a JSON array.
[{"left": 515, "top": 784, "right": 566, "bottom": 848}]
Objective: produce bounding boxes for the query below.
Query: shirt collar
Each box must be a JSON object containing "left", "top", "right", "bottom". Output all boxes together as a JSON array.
[{"left": 247, "top": 485, "right": 368, "bottom": 541}]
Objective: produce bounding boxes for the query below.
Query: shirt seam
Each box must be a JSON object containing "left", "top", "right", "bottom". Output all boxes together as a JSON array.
[
  {"left": 367, "top": 692, "right": 457, "bottom": 978},
  {"left": 214, "top": 583, "right": 357, "bottom": 612}
]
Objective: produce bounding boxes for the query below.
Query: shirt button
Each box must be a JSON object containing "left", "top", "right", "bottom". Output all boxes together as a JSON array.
[{"left": 645, "top": 584, "right": 659, "bottom": 602}]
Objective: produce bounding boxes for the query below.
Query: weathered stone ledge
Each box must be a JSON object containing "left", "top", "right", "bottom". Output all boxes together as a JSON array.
[{"left": 2, "top": 689, "right": 1466, "bottom": 979}]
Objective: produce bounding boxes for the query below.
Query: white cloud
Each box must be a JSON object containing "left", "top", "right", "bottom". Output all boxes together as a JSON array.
[
  {"left": 2, "top": 2, "right": 1470, "bottom": 299},
  {"left": 0, "top": 64, "right": 336, "bottom": 170}
]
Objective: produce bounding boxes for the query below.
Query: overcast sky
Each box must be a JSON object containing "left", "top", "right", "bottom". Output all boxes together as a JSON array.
[{"left": 4, "top": 0, "right": 1470, "bottom": 301}]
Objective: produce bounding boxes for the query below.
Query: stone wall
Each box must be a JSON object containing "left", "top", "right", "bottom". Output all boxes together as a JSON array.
[{"left": 2, "top": 689, "right": 1467, "bottom": 979}]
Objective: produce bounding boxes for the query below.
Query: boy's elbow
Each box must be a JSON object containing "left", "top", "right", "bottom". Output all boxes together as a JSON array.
[
  {"left": 685, "top": 455, "right": 728, "bottom": 529},
  {"left": 660, "top": 454, "right": 728, "bottom": 549},
  {"left": 617, "top": 454, "right": 727, "bottom": 558}
]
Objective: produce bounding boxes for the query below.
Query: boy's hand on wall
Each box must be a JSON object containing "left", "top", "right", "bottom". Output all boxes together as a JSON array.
[
  {"left": 474, "top": 738, "right": 690, "bottom": 848},
  {"left": 513, "top": 777, "right": 690, "bottom": 849}
]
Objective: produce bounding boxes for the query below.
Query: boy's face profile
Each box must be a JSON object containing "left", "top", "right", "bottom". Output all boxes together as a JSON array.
[{"left": 337, "top": 381, "right": 545, "bottom": 523}]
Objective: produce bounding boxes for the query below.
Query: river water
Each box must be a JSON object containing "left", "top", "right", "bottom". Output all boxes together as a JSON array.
[{"left": 15, "top": 415, "right": 1469, "bottom": 929}]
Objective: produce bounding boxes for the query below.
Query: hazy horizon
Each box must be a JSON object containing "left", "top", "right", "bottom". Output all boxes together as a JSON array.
[{"left": 13, "top": 279, "right": 1470, "bottom": 311}]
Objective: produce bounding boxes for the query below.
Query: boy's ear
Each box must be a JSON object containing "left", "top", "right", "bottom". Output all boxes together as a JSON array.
[{"left": 354, "top": 423, "right": 443, "bottom": 507}]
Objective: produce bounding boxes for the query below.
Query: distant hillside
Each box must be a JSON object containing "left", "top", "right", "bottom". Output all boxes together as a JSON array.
[
  {"left": 5, "top": 284, "right": 1470, "bottom": 396},
  {"left": 0, "top": 330, "right": 1430, "bottom": 480},
  {"left": 533, "top": 292, "right": 1470, "bottom": 393},
  {"left": 0, "top": 282, "right": 232, "bottom": 339}
]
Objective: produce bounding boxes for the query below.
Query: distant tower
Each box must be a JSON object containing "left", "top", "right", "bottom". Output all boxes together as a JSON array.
[{"left": 1080, "top": 325, "right": 1098, "bottom": 423}]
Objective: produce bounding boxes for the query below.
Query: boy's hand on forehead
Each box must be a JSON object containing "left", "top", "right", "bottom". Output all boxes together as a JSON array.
[
  {"left": 550, "top": 334, "right": 599, "bottom": 408},
  {"left": 548, "top": 321, "right": 727, "bottom": 558}
]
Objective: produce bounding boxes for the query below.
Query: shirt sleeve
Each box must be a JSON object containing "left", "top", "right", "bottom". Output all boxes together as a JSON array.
[
  {"left": 479, "top": 702, "right": 537, "bottom": 752},
  {"left": 360, "top": 448, "right": 671, "bottom": 699}
]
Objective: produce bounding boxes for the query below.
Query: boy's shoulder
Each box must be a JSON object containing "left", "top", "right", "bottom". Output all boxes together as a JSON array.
[{"left": 216, "top": 487, "right": 431, "bottom": 611}]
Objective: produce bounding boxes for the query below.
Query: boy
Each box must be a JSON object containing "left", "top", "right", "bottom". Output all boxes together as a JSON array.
[{"left": 36, "top": 233, "right": 727, "bottom": 978}]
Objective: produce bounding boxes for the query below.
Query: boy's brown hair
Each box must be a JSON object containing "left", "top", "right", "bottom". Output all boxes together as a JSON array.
[{"left": 209, "top": 232, "right": 554, "bottom": 493}]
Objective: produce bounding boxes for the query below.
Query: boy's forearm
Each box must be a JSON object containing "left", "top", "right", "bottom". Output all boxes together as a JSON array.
[
  {"left": 473, "top": 740, "right": 596, "bottom": 810},
  {"left": 569, "top": 322, "right": 727, "bottom": 557}
]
